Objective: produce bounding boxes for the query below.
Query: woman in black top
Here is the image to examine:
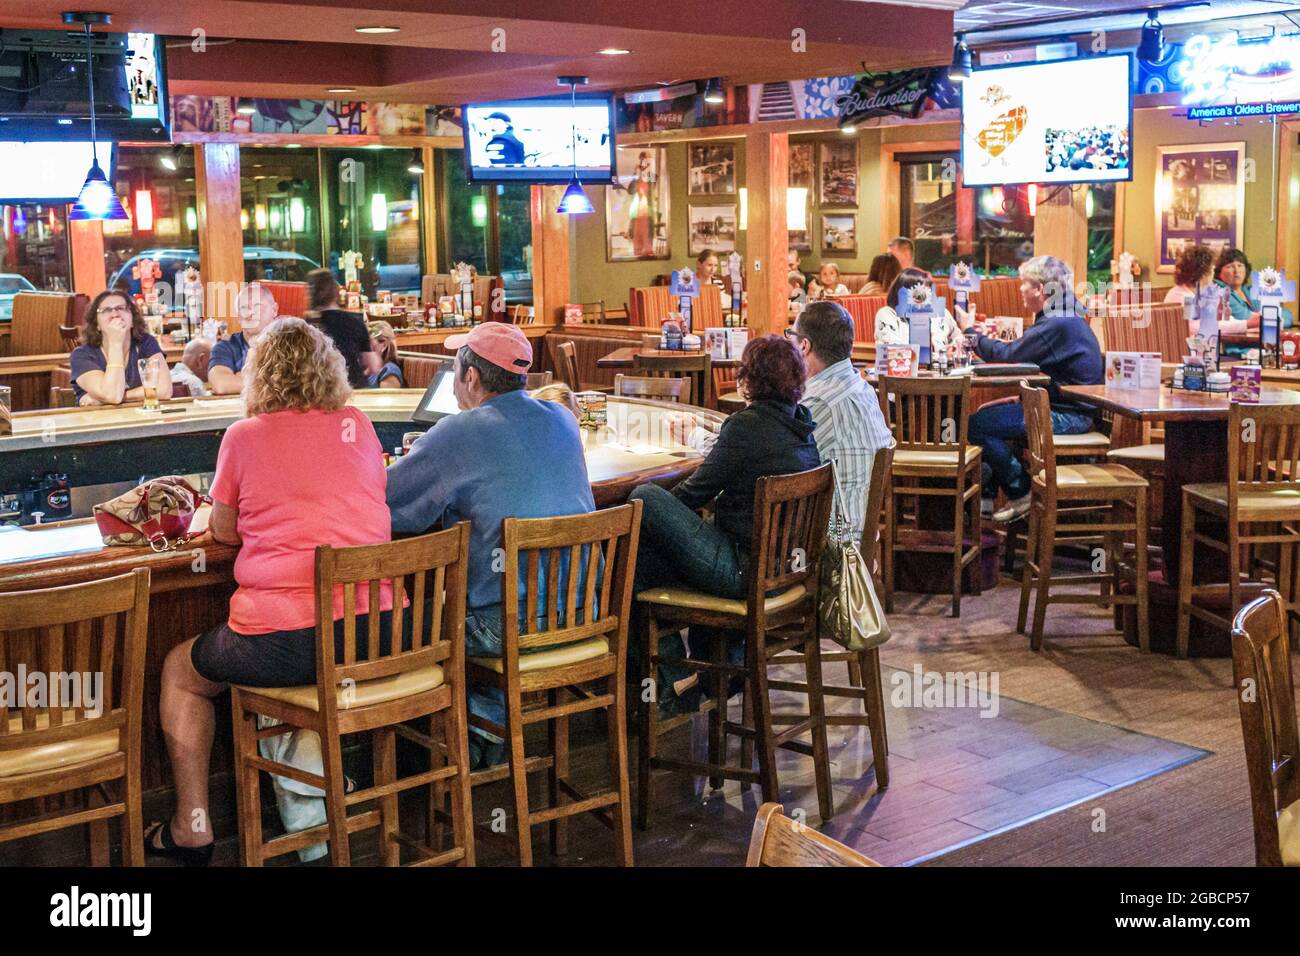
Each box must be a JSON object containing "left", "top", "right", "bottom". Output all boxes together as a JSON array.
[
  {"left": 628, "top": 334, "right": 821, "bottom": 710},
  {"left": 304, "top": 268, "right": 381, "bottom": 388}
]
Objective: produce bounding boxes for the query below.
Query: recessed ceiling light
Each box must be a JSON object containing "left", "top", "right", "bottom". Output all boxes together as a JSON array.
[
  {"left": 327, "top": 87, "right": 357, "bottom": 94},
  {"left": 355, "top": 25, "right": 399, "bottom": 34},
  {"left": 599, "top": 48, "right": 631, "bottom": 56}
]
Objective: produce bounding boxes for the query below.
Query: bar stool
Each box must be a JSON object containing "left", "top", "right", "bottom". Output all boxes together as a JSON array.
[
  {"left": 0, "top": 568, "right": 150, "bottom": 866},
  {"left": 746, "top": 802, "right": 881, "bottom": 867},
  {"left": 555, "top": 340, "right": 582, "bottom": 391},
  {"left": 1016, "top": 383, "right": 1150, "bottom": 651},
  {"left": 636, "top": 464, "right": 836, "bottom": 828},
  {"left": 766, "top": 443, "right": 895, "bottom": 789},
  {"left": 229, "top": 526, "right": 476, "bottom": 866},
  {"left": 876, "top": 374, "right": 982, "bottom": 616},
  {"left": 1230, "top": 590, "right": 1299, "bottom": 866},
  {"left": 1177, "top": 402, "right": 1300, "bottom": 659},
  {"left": 466, "top": 501, "right": 642, "bottom": 867},
  {"left": 634, "top": 351, "right": 715, "bottom": 410}
]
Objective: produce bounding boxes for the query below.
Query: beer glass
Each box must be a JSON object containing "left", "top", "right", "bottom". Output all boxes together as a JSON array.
[{"left": 138, "top": 357, "right": 160, "bottom": 411}]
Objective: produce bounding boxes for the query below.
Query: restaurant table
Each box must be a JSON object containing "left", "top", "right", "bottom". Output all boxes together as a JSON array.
[
  {"left": 1059, "top": 383, "right": 1300, "bottom": 655},
  {"left": 596, "top": 347, "right": 739, "bottom": 369}
]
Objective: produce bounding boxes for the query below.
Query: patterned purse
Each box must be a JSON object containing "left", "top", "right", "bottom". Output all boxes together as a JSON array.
[{"left": 93, "top": 476, "right": 210, "bottom": 552}]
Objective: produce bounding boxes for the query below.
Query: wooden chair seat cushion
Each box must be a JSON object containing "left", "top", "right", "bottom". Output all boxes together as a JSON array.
[
  {"left": 469, "top": 636, "right": 609, "bottom": 674},
  {"left": 1107, "top": 443, "right": 1165, "bottom": 463},
  {"left": 892, "top": 446, "right": 982, "bottom": 471},
  {"left": 1183, "top": 483, "right": 1300, "bottom": 515},
  {"left": 241, "top": 664, "right": 444, "bottom": 712},
  {"left": 0, "top": 712, "right": 120, "bottom": 778},
  {"left": 718, "top": 391, "right": 745, "bottom": 414},
  {"left": 1048, "top": 463, "right": 1147, "bottom": 489},
  {"left": 635, "top": 583, "right": 806, "bottom": 617},
  {"left": 1281, "top": 797, "right": 1300, "bottom": 866},
  {"left": 1053, "top": 431, "right": 1110, "bottom": 449}
]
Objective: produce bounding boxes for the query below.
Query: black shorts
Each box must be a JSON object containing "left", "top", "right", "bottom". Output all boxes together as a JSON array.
[{"left": 192, "top": 607, "right": 420, "bottom": 687}]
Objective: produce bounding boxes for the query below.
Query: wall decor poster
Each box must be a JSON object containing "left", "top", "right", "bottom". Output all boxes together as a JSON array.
[
  {"left": 790, "top": 142, "right": 815, "bottom": 190},
  {"left": 607, "top": 147, "right": 671, "bottom": 261},
  {"left": 821, "top": 212, "right": 857, "bottom": 257},
  {"left": 1155, "top": 142, "right": 1245, "bottom": 273},
  {"left": 689, "top": 204, "right": 739, "bottom": 255},
  {"left": 688, "top": 143, "right": 736, "bottom": 195},
  {"left": 819, "top": 140, "right": 859, "bottom": 207}
]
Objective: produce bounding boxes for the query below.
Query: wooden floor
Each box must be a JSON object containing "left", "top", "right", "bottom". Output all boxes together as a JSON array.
[{"left": 5, "top": 574, "right": 1279, "bottom": 867}]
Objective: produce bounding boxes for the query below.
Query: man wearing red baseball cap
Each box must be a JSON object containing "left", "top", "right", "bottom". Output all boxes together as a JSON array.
[{"left": 386, "top": 321, "right": 596, "bottom": 769}]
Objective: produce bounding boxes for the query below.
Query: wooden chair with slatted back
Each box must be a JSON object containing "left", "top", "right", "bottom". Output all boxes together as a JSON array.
[
  {"left": 526, "top": 371, "right": 553, "bottom": 389},
  {"left": 634, "top": 351, "right": 714, "bottom": 410},
  {"left": 229, "top": 525, "right": 475, "bottom": 867},
  {"left": 580, "top": 301, "right": 606, "bottom": 324},
  {"left": 876, "top": 375, "right": 982, "bottom": 616},
  {"left": 612, "top": 374, "right": 691, "bottom": 405},
  {"left": 1018, "top": 383, "right": 1150, "bottom": 652},
  {"left": 466, "top": 501, "right": 642, "bottom": 866},
  {"left": 745, "top": 803, "right": 881, "bottom": 867},
  {"left": 556, "top": 340, "right": 581, "bottom": 391},
  {"left": 1231, "top": 590, "right": 1300, "bottom": 866},
  {"left": 637, "top": 465, "right": 836, "bottom": 828},
  {"left": 1177, "top": 402, "right": 1300, "bottom": 659},
  {"left": 0, "top": 568, "right": 150, "bottom": 866},
  {"left": 510, "top": 305, "right": 536, "bottom": 325}
]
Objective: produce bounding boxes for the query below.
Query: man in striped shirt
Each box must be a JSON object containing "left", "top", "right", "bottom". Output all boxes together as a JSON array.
[{"left": 674, "top": 301, "right": 892, "bottom": 540}]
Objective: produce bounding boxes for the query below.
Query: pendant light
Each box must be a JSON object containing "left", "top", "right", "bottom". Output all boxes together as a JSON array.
[
  {"left": 1137, "top": 8, "right": 1164, "bottom": 63},
  {"left": 556, "top": 75, "right": 594, "bottom": 215},
  {"left": 65, "top": 12, "right": 126, "bottom": 220},
  {"left": 949, "top": 34, "right": 973, "bottom": 83}
]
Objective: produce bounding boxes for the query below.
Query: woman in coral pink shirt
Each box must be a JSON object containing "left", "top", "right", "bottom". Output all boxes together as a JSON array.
[{"left": 150, "top": 317, "right": 394, "bottom": 864}]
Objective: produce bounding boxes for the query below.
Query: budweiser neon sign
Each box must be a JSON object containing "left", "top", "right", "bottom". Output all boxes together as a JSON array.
[{"left": 1179, "top": 32, "right": 1300, "bottom": 106}]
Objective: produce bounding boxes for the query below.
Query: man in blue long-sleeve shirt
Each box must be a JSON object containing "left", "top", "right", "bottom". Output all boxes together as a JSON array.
[{"left": 957, "top": 256, "right": 1103, "bottom": 522}]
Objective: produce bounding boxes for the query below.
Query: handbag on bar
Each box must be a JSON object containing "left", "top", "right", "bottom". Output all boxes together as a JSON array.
[{"left": 93, "top": 475, "right": 210, "bottom": 552}]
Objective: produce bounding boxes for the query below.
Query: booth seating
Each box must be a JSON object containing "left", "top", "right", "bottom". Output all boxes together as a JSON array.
[
  {"left": 1101, "top": 302, "right": 1187, "bottom": 362},
  {"left": 1230, "top": 591, "right": 1300, "bottom": 867},
  {"left": 257, "top": 280, "right": 309, "bottom": 320},
  {"left": 10, "top": 292, "right": 89, "bottom": 356},
  {"left": 543, "top": 330, "right": 644, "bottom": 391},
  {"left": 834, "top": 295, "right": 887, "bottom": 343},
  {"left": 629, "top": 286, "right": 675, "bottom": 330},
  {"left": 398, "top": 351, "right": 452, "bottom": 391}
]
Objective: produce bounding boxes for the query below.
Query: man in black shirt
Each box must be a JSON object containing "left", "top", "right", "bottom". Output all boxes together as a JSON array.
[{"left": 483, "top": 112, "right": 526, "bottom": 166}]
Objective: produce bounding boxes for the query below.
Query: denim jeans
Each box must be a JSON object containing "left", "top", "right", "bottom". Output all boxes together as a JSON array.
[
  {"left": 464, "top": 605, "right": 506, "bottom": 743},
  {"left": 969, "top": 401, "right": 1095, "bottom": 499}
]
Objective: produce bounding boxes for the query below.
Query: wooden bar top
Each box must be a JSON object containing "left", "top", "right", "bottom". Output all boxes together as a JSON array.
[{"left": 1061, "top": 383, "right": 1300, "bottom": 421}]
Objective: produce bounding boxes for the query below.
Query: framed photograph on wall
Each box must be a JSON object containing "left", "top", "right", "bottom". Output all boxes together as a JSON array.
[
  {"left": 607, "top": 146, "right": 671, "bottom": 261},
  {"left": 688, "top": 142, "right": 736, "bottom": 195},
  {"left": 820, "top": 212, "right": 857, "bottom": 257},
  {"left": 819, "top": 139, "right": 859, "bottom": 207},
  {"left": 1154, "top": 142, "right": 1245, "bottom": 274},
  {"left": 789, "top": 142, "right": 815, "bottom": 191},
  {"left": 689, "top": 205, "right": 739, "bottom": 255}
]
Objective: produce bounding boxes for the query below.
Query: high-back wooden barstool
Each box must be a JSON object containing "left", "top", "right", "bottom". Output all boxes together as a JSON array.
[
  {"left": 613, "top": 374, "right": 691, "bottom": 404},
  {"left": 746, "top": 802, "right": 881, "bottom": 867},
  {"left": 1230, "top": 590, "right": 1299, "bottom": 866},
  {"left": 230, "top": 525, "right": 476, "bottom": 866},
  {"left": 1177, "top": 401, "right": 1300, "bottom": 658},
  {"left": 636, "top": 464, "right": 836, "bottom": 828},
  {"left": 634, "top": 351, "right": 715, "bottom": 410},
  {"left": 1017, "top": 383, "right": 1150, "bottom": 651},
  {"left": 466, "top": 501, "right": 642, "bottom": 867},
  {"left": 876, "top": 374, "right": 982, "bottom": 616},
  {"left": 0, "top": 568, "right": 150, "bottom": 866}
]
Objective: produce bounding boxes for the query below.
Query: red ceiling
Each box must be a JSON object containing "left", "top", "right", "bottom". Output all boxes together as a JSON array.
[{"left": 2, "top": 1, "right": 956, "bottom": 102}]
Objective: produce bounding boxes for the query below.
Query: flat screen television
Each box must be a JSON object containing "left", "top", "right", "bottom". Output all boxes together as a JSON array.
[
  {"left": 462, "top": 94, "right": 616, "bottom": 184},
  {"left": 0, "top": 141, "right": 116, "bottom": 202},
  {"left": 0, "top": 29, "right": 168, "bottom": 141},
  {"left": 960, "top": 53, "right": 1132, "bottom": 187}
]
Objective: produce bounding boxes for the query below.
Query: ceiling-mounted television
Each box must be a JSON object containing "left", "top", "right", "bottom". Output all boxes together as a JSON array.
[
  {"left": 0, "top": 29, "right": 168, "bottom": 141},
  {"left": 0, "top": 141, "right": 116, "bottom": 203},
  {"left": 960, "top": 53, "right": 1132, "bottom": 187},
  {"left": 462, "top": 94, "right": 616, "bottom": 184}
]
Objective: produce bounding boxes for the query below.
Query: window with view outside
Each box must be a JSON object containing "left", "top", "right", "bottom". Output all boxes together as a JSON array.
[
  {"left": 239, "top": 146, "right": 323, "bottom": 286},
  {"left": 323, "top": 147, "right": 424, "bottom": 297},
  {"left": 0, "top": 205, "right": 70, "bottom": 316},
  {"left": 441, "top": 151, "right": 488, "bottom": 276},
  {"left": 439, "top": 151, "right": 533, "bottom": 304},
  {"left": 105, "top": 145, "right": 200, "bottom": 298}
]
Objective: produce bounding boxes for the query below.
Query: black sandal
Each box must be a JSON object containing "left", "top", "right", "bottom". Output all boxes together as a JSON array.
[{"left": 144, "top": 820, "right": 214, "bottom": 867}]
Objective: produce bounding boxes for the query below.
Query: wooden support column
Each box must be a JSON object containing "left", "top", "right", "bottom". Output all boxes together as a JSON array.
[
  {"left": 1033, "top": 184, "right": 1089, "bottom": 293},
  {"left": 194, "top": 143, "right": 245, "bottom": 327},
  {"left": 530, "top": 184, "right": 570, "bottom": 325},
  {"left": 69, "top": 220, "right": 106, "bottom": 296},
  {"left": 744, "top": 131, "right": 788, "bottom": 337},
  {"left": 420, "top": 145, "right": 439, "bottom": 276}
]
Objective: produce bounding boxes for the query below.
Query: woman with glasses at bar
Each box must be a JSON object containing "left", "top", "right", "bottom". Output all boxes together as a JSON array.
[{"left": 70, "top": 289, "right": 172, "bottom": 406}]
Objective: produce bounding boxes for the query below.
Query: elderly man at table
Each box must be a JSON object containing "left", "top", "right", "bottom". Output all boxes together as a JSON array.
[
  {"left": 170, "top": 337, "right": 212, "bottom": 396},
  {"left": 957, "top": 255, "right": 1103, "bottom": 523},
  {"left": 208, "top": 282, "right": 277, "bottom": 395},
  {"left": 385, "top": 322, "right": 595, "bottom": 770},
  {"left": 671, "top": 301, "right": 892, "bottom": 541}
]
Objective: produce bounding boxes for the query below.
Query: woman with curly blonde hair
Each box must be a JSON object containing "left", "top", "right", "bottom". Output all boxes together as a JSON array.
[{"left": 150, "top": 317, "right": 394, "bottom": 865}]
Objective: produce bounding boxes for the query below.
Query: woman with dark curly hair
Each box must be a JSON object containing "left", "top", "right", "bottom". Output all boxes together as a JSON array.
[
  {"left": 70, "top": 288, "right": 172, "bottom": 406},
  {"left": 1213, "top": 247, "right": 1293, "bottom": 336},
  {"left": 1164, "top": 245, "right": 1215, "bottom": 305},
  {"left": 629, "top": 334, "right": 820, "bottom": 711}
]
